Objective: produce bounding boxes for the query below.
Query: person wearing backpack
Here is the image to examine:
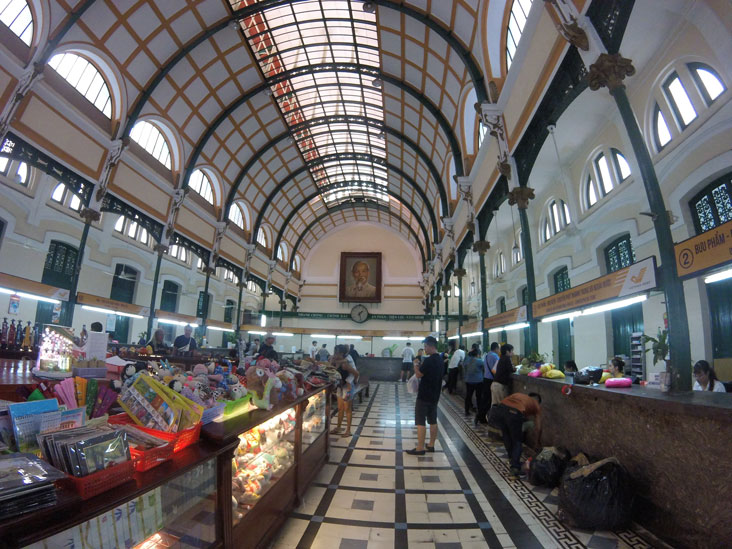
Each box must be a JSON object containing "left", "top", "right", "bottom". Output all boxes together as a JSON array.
[
  {"left": 463, "top": 344, "right": 485, "bottom": 416},
  {"left": 317, "top": 343, "right": 330, "bottom": 361}
]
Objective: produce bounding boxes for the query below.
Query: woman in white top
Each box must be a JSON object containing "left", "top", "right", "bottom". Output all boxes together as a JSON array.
[
  {"left": 693, "top": 360, "right": 727, "bottom": 392},
  {"left": 330, "top": 344, "right": 359, "bottom": 437}
]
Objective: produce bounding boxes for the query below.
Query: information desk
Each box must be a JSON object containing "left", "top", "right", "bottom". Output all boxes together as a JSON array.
[
  {"left": 0, "top": 385, "right": 331, "bottom": 549},
  {"left": 511, "top": 374, "right": 731, "bottom": 549}
]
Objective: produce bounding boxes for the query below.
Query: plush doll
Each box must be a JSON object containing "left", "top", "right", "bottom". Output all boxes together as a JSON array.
[
  {"left": 193, "top": 363, "right": 208, "bottom": 377},
  {"left": 229, "top": 383, "right": 249, "bottom": 401},
  {"left": 168, "top": 378, "right": 184, "bottom": 393},
  {"left": 246, "top": 367, "right": 278, "bottom": 410},
  {"left": 276, "top": 370, "right": 299, "bottom": 400},
  {"left": 181, "top": 385, "right": 206, "bottom": 407}
]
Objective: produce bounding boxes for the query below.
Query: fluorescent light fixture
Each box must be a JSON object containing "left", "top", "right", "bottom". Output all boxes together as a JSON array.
[
  {"left": 541, "top": 311, "right": 581, "bottom": 323},
  {"left": 581, "top": 294, "right": 647, "bottom": 316},
  {"left": 0, "top": 287, "right": 60, "bottom": 304},
  {"left": 248, "top": 330, "right": 266, "bottom": 335},
  {"left": 383, "top": 336, "right": 409, "bottom": 341},
  {"left": 462, "top": 331, "right": 483, "bottom": 338},
  {"left": 337, "top": 335, "right": 363, "bottom": 340},
  {"left": 488, "top": 322, "right": 529, "bottom": 333},
  {"left": 705, "top": 268, "right": 732, "bottom": 284},
  {"left": 310, "top": 333, "right": 336, "bottom": 339},
  {"left": 82, "top": 305, "right": 144, "bottom": 319},
  {"left": 447, "top": 335, "right": 459, "bottom": 340},
  {"left": 272, "top": 332, "right": 294, "bottom": 337},
  {"left": 260, "top": 314, "right": 267, "bottom": 327},
  {"left": 207, "top": 326, "right": 234, "bottom": 332},
  {"left": 158, "top": 318, "right": 199, "bottom": 328},
  {"left": 435, "top": 319, "right": 440, "bottom": 333}
]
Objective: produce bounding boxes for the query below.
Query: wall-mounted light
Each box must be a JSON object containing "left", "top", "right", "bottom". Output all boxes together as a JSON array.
[
  {"left": 272, "top": 332, "right": 294, "bottom": 337},
  {"left": 488, "top": 322, "right": 529, "bottom": 334},
  {"left": 207, "top": 326, "right": 234, "bottom": 333},
  {"left": 158, "top": 318, "right": 199, "bottom": 328},
  {"left": 82, "top": 305, "right": 144, "bottom": 319},
  {"left": 260, "top": 314, "right": 267, "bottom": 327},
  {"left": 310, "top": 333, "right": 336, "bottom": 339},
  {"left": 705, "top": 268, "right": 732, "bottom": 284},
  {"left": 0, "top": 287, "right": 60, "bottom": 304}
]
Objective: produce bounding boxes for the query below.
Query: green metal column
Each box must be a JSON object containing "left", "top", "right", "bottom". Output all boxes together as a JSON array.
[
  {"left": 474, "top": 241, "right": 490, "bottom": 352},
  {"left": 147, "top": 249, "right": 164, "bottom": 338},
  {"left": 454, "top": 269, "right": 466, "bottom": 346},
  {"left": 588, "top": 54, "right": 692, "bottom": 391},
  {"left": 443, "top": 286, "right": 449, "bottom": 338},
  {"left": 515, "top": 199, "right": 537, "bottom": 354},
  {"left": 200, "top": 270, "right": 212, "bottom": 334},
  {"left": 235, "top": 281, "right": 244, "bottom": 338},
  {"left": 65, "top": 219, "right": 93, "bottom": 327}
]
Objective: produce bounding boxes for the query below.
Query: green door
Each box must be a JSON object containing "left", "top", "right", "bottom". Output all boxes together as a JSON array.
[
  {"left": 557, "top": 319, "right": 572, "bottom": 367},
  {"left": 110, "top": 265, "right": 137, "bottom": 344},
  {"left": 706, "top": 278, "right": 732, "bottom": 359},
  {"left": 36, "top": 241, "right": 78, "bottom": 325},
  {"left": 611, "top": 303, "right": 643, "bottom": 357}
]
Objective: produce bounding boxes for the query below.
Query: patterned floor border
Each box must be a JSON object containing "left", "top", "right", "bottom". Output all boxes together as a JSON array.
[{"left": 439, "top": 392, "right": 659, "bottom": 549}]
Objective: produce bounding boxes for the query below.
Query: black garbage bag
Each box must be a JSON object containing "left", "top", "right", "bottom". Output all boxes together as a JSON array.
[
  {"left": 575, "top": 366, "right": 604, "bottom": 384},
  {"left": 528, "top": 447, "right": 569, "bottom": 487},
  {"left": 558, "top": 457, "right": 635, "bottom": 530}
]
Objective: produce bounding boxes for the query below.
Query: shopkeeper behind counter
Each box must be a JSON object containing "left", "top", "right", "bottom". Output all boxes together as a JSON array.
[
  {"left": 174, "top": 325, "right": 197, "bottom": 355},
  {"left": 600, "top": 357, "right": 626, "bottom": 384},
  {"left": 146, "top": 328, "right": 169, "bottom": 355}
]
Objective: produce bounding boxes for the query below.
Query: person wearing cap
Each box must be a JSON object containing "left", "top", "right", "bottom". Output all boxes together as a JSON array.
[
  {"left": 406, "top": 335, "right": 443, "bottom": 456},
  {"left": 258, "top": 334, "right": 278, "bottom": 361}
]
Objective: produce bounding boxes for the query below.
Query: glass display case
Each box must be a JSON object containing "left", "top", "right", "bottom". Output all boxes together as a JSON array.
[
  {"left": 301, "top": 389, "right": 327, "bottom": 449},
  {"left": 231, "top": 406, "right": 297, "bottom": 525}
]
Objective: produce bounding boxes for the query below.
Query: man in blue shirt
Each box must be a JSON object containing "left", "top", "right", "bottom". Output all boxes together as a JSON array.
[
  {"left": 406, "top": 336, "right": 443, "bottom": 456},
  {"left": 476, "top": 341, "right": 499, "bottom": 425}
]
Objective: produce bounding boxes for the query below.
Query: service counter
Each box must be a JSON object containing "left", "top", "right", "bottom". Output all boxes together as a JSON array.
[
  {"left": 354, "top": 356, "right": 403, "bottom": 380},
  {"left": 511, "top": 374, "right": 732, "bottom": 549}
]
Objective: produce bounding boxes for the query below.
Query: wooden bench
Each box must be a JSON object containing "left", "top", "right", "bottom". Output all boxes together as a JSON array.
[{"left": 352, "top": 375, "right": 370, "bottom": 404}]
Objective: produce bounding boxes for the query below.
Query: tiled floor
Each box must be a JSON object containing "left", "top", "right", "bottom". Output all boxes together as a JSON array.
[{"left": 269, "top": 382, "right": 664, "bottom": 549}]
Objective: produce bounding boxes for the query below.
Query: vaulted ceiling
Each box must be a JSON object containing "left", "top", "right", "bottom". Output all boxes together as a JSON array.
[{"left": 52, "top": 0, "right": 492, "bottom": 270}]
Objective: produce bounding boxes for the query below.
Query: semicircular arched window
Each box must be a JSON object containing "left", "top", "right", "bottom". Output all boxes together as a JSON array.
[
  {"left": 188, "top": 169, "right": 215, "bottom": 205},
  {"left": 228, "top": 203, "right": 244, "bottom": 229},
  {"left": 0, "top": 156, "right": 29, "bottom": 186},
  {"left": 293, "top": 254, "right": 301, "bottom": 272},
  {"left": 584, "top": 148, "right": 632, "bottom": 210},
  {"left": 0, "top": 0, "right": 33, "bottom": 46},
  {"left": 47, "top": 52, "right": 112, "bottom": 118},
  {"left": 130, "top": 120, "right": 172, "bottom": 169},
  {"left": 256, "top": 228, "right": 268, "bottom": 248},
  {"left": 505, "top": 0, "right": 533, "bottom": 71},
  {"left": 542, "top": 199, "right": 571, "bottom": 243},
  {"left": 277, "top": 243, "right": 287, "bottom": 262}
]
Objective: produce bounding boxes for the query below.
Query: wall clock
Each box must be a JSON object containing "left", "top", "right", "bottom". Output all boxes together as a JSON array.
[{"left": 350, "top": 304, "right": 369, "bottom": 323}]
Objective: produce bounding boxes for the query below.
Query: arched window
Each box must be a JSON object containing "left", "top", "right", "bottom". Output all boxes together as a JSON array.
[
  {"left": 220, "top": 268, "right": 238, "bottom": 284},
  {"left": 0, "top": 0, "right": 33, "bottom": 46},
  {"left": 651, "top": 62, "right": 726, "bottom": 151},
  {"left": 542, "top": 199, "right": 571, "bottom": 242},
  {"left": 512, "top": 230, "right": 523, "bottom": 265},
  {"left": 228, "top": 203, "right": 244, "bottom": 229},
  {"left": 189, "top": 169, "right": 214, "bottom": 204},
  {"left": 505, "top": 0, "right": 533, "bottom": 71},
  {"left": 277, "top": 243, "right": 287, "bottom": 262},
  {"left": 604, "top": 234, "right": 635, "bottom": 274},
  {"left": 224, "top": 299, "right": 236, "bottom": 323},
  {"left": 0, "top": 156, "right": 29, "bottom": 186},
  {"left": 247, "top": 280, "right": 259, "bottom": 294},
  {"left": 196, "top": 256, "right": 206, "bottom": 271},
  {"left": 167, "top": 244, "right": 188, "bottom": 264},
  {"left": 494, "top": 251, "right": 506, "bottom": 278},
  {"left": 51, "top": 183, "right": 81, "bottom": 211},
  {"left": 293, "top": 254, "right": 301, "bottom": 272},
  {"left": 48, "top": 52, "right": 112, "bottom": 118},
  {"left": 256, "top": 228, "right": 268, "bottom": 248},
  {"left": 113, "top": 216, "right": 149, "bottom": 246},
  {"left": 584, "top": 148, "right": 632, "bottom": 209},
  {"left": 553, "top": 266, "right": 571, "bottom": 293},
  {"left": 129, "top": 120, "right": 172, "bottom": 169},
  {"left": 690, "top": 172, "right": 732, "bottom": 233}
]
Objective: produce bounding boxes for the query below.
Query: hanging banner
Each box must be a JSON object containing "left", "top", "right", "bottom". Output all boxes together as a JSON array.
[
  {"left": 533, "top": 256, "right": 657, "bottom": 318},
  {"left": 675, "top": 220, "right": 732, "bottom": 279},
  {"left": 483, "top": 306, "right": 527, "bottom": 330}
]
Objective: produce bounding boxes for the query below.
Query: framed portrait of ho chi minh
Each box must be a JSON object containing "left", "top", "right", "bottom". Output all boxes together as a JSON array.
[{"left": 339, "top": 252, "right": 382, "bottom": 303}]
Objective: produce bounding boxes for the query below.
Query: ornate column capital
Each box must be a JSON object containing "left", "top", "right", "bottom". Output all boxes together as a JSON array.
[
  {"left": 543, "top": 0, "right": 589, "bottom": 51},
  {"left": 237, "top": 280, "right": 247, "bottom": 290},
  {"left": 202, "top": 265, "right": 216, "bottom": 276},
  {"left": 456, "top": 176, "right": 473, "bottom": 204},
  {"left": 508, "top": 187, "right": 535, "bottom": 209},
  {"left": 453, "top": 268, "right": 467, "bottom": 278},
  {"left": 434, "top": 294, "right": 442, "bottom": 302},
  {"left": 153, "top": 242, "right": 169, "bottom": 255},
  {"left": 472, "top": 240, "right": 491, "bottom": 255},
  {"left": 78, "top": 207, "right": 101, "bottom": 224},
  {"left": 587, "top": 53, "right": 635, "bottom": 92}
]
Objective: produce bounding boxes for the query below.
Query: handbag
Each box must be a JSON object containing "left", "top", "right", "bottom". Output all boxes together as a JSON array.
[{"left": 406, "top": 374, "right": 419, "bottom": 394}]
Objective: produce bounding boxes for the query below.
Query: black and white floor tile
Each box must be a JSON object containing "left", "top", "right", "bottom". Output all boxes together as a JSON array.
[{"left": 269, "top": 382, "right": 665, "bottom": 549}]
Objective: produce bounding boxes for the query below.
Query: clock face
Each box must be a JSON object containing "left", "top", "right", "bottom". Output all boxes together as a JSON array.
[{"left": 350, "top": 304, "right": 369, "bottom": 323}]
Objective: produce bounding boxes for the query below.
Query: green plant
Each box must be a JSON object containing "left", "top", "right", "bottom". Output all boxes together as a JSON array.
[
  {"left": 528, "top": 351, "right": 547, "bottom": 364},
  {"left": 642, "top": 329, "right": 669, "bottom": 365}
]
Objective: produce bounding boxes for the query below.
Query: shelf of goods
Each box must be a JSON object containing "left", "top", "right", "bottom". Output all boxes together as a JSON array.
[
  {"left": 0, "top": 385, "right": 331, "bottom": 549},
  {"left": 630, "top": 332, "right": 645, "bottom": 379}
]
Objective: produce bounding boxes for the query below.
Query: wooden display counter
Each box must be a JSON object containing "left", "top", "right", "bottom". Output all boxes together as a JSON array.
[{"left": 511, "top": 374, "right": 732, "bottom": 548}]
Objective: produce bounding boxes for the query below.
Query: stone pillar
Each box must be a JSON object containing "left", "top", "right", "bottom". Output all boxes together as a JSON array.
[
  {"left": 587, "top": 53, "right": 691, "bottom": 390},
  {"left": 147, "top": 243, "right": 168, "bottom": 337}
]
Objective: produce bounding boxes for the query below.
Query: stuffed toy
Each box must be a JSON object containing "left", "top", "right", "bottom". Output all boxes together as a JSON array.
[
  {"left": 229, "top": 383, "right": 249, "bottom": 401},
  {"left": 276, "top": 370, "right": 299, "bottom": 400},
  {"left": 192, "top": 363, "right": 208, "bottom": 377}
]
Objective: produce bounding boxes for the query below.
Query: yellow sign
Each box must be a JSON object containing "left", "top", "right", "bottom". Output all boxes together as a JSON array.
[
  {"left": 483, "top": 306, "right": 527, "bottom": 330},
  {"left": 675, "top": 220, "right": 732, "bottom": 278},
  {"left": 77, "top": 292, "right": 150, "bottom": 316},
  {"left": 533, "top": 257, "right": 656, "bottom": 318}
]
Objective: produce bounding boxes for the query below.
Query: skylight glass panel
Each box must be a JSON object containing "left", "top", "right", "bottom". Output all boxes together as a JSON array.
[
  {"left": 615, "top": 151, "right": 631, "bottom": 180},
  {"left": 48, "top": 52, "right": 111, "bottom": 118},
  {"left": 130, "top": 120, "right": 172, "bottom": 169},
  {"left": 0, "top": 0, "right": 33, "bottom": 46}
]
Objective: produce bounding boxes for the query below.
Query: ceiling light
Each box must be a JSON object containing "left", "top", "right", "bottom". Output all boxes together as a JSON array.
[
  {"left": 371, "top": 78, "right": 382, "bottom": 88},
  {"left": 541, "top": 311, "right": 581, "bottom": 323},
  {"left": 363, "top": 1, "right": 376, "bottom": 13},
  {"left": 337, "top": 335, "right": 363, "bottom": 340},
  {"left": 0, "top": 287, "right": 60, "bottom": 304},
  {"left": 311, "top": 334, "right": 336, "bottom": 338},
  {"left": 207, "top": 326, "right": 234, "bottom": 333},
  {"left": 264, "top": 87, "right": 273, "bottom": 97},
  {"left": 272, "top": 332, "right": 294, "bottom": 337},
  {"left": 447, "top": 334, "right": 458, "bottom": 340},
  {"left": 705, "top": 268, "right": 732, "bottom": 284},
  {"left": 158, "top": 318, "right": 198, "bottom": 328},
  {"left": 248, "top": 330, "right": 267, "bottom": 335},
  {"left": 82, "top": 305, "right": 144, "bottom": 319},
  {"left": 462, "top": 331, "right": 483, "bottom": 338},
  {"left": 488, "top": 322, "right": 529, "bottom": 333},
  {"left": 581, "top": 295, "right": 647, "bottom": 316}
]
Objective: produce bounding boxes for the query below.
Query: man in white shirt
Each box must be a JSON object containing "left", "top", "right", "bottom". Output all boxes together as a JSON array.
[
  {"left": 446, "top": 342, "right": 465, "bottom": 394},
  {"left": 401, "top": 342, "right": 415, "bottom": 381},
  {"left": 309, "top": 340, "right": 318, "bottom": 360}
]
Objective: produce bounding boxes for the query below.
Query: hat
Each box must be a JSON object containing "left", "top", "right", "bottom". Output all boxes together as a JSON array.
[
  {"left": 422, "top": 335, "right": 438, "bottom": 346},
  {"left": 265, "top": 333, "right": 275, "bottom": 340}
]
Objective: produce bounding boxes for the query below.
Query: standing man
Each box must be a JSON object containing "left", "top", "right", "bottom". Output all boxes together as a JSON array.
[
  {"left": 446, "top": 342, "right": 465, "bottom": 394},
  {"left": 309, "top": 340, "right": 318, "bottom": 360},
  {"left": 348, "top": 344, "right": 360, "bottom": 365},
  {"left": 317, "top": 343, "right": 330, "bottom": 362},
  {"left": 406, "top": 336, "right": 443, "bottom": 456},
  {"left": 400, "top": 341, "right": 415, "bottom": 381},
  {"left": 492, "top": 392, "right": 542, "bottom": 477},
  {"left": 476, "top": 342, "right": 499, "bottom": 425},
  {"left": 491, "top": 343, "right": 515, "bottom": 406}
]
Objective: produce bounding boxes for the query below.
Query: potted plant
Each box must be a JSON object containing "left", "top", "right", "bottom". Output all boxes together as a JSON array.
[{"left": 642, "top": 329, "right": 669, "bottom": 366}]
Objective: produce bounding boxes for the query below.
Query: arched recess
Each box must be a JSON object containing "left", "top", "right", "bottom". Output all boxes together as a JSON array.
[
  {"left": 223, "top": 117, "right": 449, "bottom": 215},
  {"left": 462, "top": 87, "right": 478, "bottom": 156},
  {"left": 271, "top": 185, "right": 435, "bottom": 263},
  {"left": 251, "top": 153, "right": 441, "bottom": 243},
  {"left": 128, "top": 116, "right": 183, "bottom": 175},
  {"left": 289, "top": 201, "right": 427, "bottom": 272}
]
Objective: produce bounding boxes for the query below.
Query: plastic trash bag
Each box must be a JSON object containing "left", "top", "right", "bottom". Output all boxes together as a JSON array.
[
  {"left": 406, "top": 374, "right": 419, "bottom": 394},
  {"left": 528, "top": 447, "right": 569, "bottom": 487},
  {"left": 575, "top": 366, "right": 604, "bottom": 384},
  {"left": 558, "top": 457, "right": 635, "bottom": 530}
]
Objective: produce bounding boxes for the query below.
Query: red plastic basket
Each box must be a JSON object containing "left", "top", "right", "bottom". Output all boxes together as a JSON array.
[
  {"left": 61, "top": 459, "right": 135, "bottom": 500},
  {"left": 129, "top": 442, "right": 175, "bottom": 472},
  {"left": 108, "top": 413, "right": 201, "bottom": 453}
]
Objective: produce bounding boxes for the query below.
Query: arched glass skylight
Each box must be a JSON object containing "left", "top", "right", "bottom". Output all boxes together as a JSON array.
[
  {"left": 130, "top": 121, "right": 172, "bottom": 169},
  {"left": 228, "top": 203, "right": 244, "bottom": 229},
  {"left": 663, "top": 73, "right": 697, "bottom": 127},
  {"left": 48, "top": 52, "right": 112, "bottom": 118},
  {"left": 277, "top": 244, "right": 287, "bottom": 262},
  {"left": 50, "top": 182, "right": 81, "bottom": 211},
  {"left": 189, "top": 169, "right": 214, "bottom": 204},
  {"left": 655, "top": 106, "right": 672, "bottom": 149},
  {"left": 167, "top": 244, "right": 188, "bottom": 263},
  {"left": 506, "top": 0, "right": 533, "bottom": 71},
  {"left": 293, "top": 254, "right": 301, "bottom": 272},
  {"left": 0, "top": 0, "right": 33, "bottom": 46},
  {"left": 256, "top": 228, "right": 267, "bottom": 248}
]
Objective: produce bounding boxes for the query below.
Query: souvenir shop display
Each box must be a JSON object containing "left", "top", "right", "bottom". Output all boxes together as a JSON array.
[
  {"left": 302, "top": 389, "right": 326, "bottom": 448},
  {"left": 0, "top": 453, "right": 65, "bottom": 520}
]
